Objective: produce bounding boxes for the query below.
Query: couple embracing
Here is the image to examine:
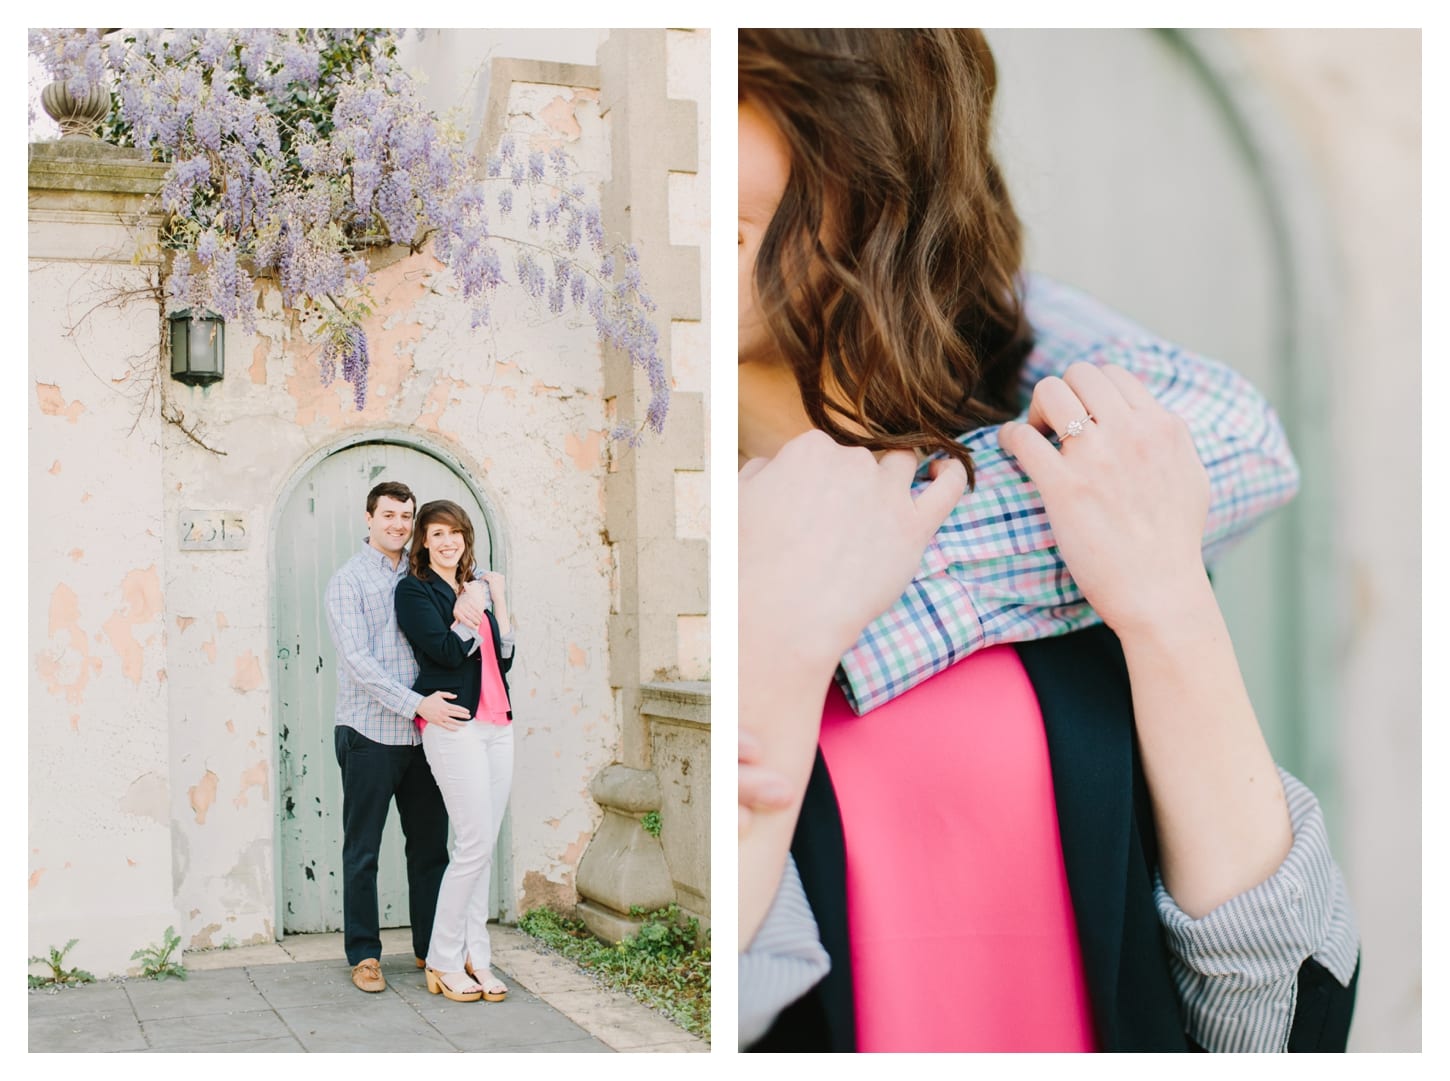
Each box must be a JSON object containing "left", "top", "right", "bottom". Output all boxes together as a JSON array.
[{"left": 324, "top": 480, "right": 515, "bottom": 1003}]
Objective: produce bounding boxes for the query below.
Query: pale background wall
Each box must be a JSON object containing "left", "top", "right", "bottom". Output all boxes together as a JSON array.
[
  {"left": 29, "top": 167, "right": 176, "bottom": 968},
  {"left": 1228, "top": 29, "right": 1422, "bottom": 1054}
]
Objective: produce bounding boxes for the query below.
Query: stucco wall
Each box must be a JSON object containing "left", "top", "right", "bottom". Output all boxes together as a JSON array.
[
  {"left": 1226, "top": 29, "right": 1422, "bottom": 1053},
  {"left": 29, "top": 152, "right": 178, "bottom": 976}
]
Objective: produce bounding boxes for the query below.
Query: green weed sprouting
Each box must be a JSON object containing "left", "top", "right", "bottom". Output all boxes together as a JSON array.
[
  {"left": 517, "top": 903, "right": 708, "bottom": 1039},
  {"left": 28, "top": 939, "right": 95, "bottom": 989},
  {"left": 131, "top": 926, "right": 187, "bottom": 981}
]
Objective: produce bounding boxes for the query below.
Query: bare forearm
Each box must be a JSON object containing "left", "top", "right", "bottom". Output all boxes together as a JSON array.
[
  {"left": 1117, "top": 573, "right": 1293, "bottom": 919},
  {"left": 738, "top": 645, "right": 833, "bottom": 948}
]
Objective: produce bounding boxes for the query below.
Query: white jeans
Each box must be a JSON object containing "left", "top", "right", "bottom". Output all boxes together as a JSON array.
[{"left": 421, "top": 720, "right": 514, "bottom": 972}]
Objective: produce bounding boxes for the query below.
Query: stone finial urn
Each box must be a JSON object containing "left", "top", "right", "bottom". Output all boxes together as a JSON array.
[{"left": 41, "top": 80, "right": 111, "bottom": 140}]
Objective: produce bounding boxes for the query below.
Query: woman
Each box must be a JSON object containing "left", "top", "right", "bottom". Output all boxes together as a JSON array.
[
  {"left": 738, "top": 29, "right": 1358, "bottom": 1052},
  {"left": 395, "top": 499, "right": 514, "bottom": 1003}
]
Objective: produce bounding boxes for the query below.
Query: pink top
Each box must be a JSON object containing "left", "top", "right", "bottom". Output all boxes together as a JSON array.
[
  {"left": 474, "top": 624, "right": 511, "bottom": 725},
  {"left": 816, "top": 645, "right": 1097, "bottom": 1052},
  {"left": 414, "top": 621, "right": 511, "bottom": 731}
]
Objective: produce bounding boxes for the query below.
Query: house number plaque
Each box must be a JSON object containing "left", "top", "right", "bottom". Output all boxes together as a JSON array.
[{"left": 180, "top": 510, "right": 248, "bottom": 550}]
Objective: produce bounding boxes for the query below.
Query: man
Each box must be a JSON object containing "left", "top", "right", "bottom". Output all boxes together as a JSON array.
[{"left": 324, "top": 480, "right": 472, "bottom": 992}]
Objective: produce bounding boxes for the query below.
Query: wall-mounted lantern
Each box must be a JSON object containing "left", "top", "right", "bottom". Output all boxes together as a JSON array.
[{"left": 168, "top": 309, "right": 225, "bottom": 386}]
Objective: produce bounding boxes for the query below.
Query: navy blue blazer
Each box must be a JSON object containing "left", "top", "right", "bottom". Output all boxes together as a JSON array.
[
  {"left": 394, "top": 570, "right": 512, "bottom": 720},
  {"left": 750, "top": 624, "right": 1357, "bottom": 1053}
]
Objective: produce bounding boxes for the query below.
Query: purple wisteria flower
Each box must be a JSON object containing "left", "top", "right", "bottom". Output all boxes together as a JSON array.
[{"left": 31, "top": 27, "right": 671, "bottom": 433}]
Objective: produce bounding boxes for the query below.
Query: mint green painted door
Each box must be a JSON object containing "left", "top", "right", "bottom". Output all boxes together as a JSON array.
[{"left": 275, "top": 439, "right": 510, "bottom": 933}]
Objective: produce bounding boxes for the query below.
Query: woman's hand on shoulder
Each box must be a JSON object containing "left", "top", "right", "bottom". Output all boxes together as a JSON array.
[
  {"left": 999, "top": 362, "right": 1211, "bottom": 635},
  {"left": 740, "top": 429, "right": 967, "bottom": 682},
  {"left": 476, "top": 571, "right": 505, "bottom": 604}
]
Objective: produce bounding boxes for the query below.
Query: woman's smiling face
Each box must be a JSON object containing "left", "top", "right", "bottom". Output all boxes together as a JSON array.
[
  {"left": 423, "top": 522, "right": 465, "bottom": 572},
  {"left": 738, "top": 100, "right": 791, "bottom": 367}
]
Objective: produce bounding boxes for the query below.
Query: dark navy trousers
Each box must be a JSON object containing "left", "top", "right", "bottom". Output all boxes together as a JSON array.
[{"left": 334, "top": 725, "right": 449, "bottom": 965}]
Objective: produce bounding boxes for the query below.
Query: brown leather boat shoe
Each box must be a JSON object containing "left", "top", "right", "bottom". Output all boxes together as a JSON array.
[{"left": 352, "top": 958, "right": 386, "bottom": 993}]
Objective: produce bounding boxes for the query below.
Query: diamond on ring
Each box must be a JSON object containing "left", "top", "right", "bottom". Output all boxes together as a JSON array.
[{"left": 1060, "top": 414, "right": 1093, "bottom": 441}]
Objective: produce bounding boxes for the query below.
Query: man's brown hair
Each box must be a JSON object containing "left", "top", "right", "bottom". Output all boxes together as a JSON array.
[
  {"left": 739, "top": 29, "right": 1032, "bottom": 483},
  {"left": 366, "top": 480, "right": 415, "bottom": 515}
]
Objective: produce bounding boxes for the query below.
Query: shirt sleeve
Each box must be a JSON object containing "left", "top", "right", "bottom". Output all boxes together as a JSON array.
[
  {"left": 837, "top": 332, "right": 1301, "bottom": 712},
  {"left": 323, "top": 571, "right": 424, "bottom": 719},
  {"left": 1153, "top": 767, "right": 1361, "bottom": 1052},
  {"left": 738, "top": 855, "right": 832, "bottom": 1048},
  {"left": 450, "top": 621, "right": 483, "bottom": 655}
]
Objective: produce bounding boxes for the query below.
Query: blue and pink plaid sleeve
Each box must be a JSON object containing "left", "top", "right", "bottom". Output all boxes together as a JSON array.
[{"left": 836, "top": 275, "right": 1300, "bottom": 715}]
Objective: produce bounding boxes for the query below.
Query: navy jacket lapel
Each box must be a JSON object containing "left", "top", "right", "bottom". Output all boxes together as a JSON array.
[
  {"left": 1015, "top": 626, "right": 1135, "bottom": 1047},
  {"left": 1016, "top": 624, "right": 1185, "bottom": 1051},
  {"left": 423, "top": 571, "right": 454, "bottom": 618}
]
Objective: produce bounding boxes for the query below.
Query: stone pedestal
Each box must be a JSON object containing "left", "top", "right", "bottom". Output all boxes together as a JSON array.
[
  {"left": 574, "top": 764, "right": 675, "bottom": 943},
  {"left": 645, "top": 682, "right": 710, "bottom": 930}
]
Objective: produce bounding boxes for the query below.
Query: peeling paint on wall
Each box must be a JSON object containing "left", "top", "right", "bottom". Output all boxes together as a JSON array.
[
  {"left": 521, "top": 869, "right": 575, "bottom": 913},
  {"left": 101, "top": 566, "right": 163, "bottom": 685},
  {"left": 118, "top": 771, "right": 169, "bottom": 825},
  {"left": 564, "top": 430, "right": 602, "bottom": 471},
  {"left": 560, "top": 829, "right": 592, "bottom": 867},
  {"left": 190, "top": 770, "right": 219, "bottom": 825},
  {"left": 176, "top": 616, "right": 194, "bottom": 633},
  {"left": 35, "top": 382, "right": 86, "bottom": 423},
  {"left": 39, "top": 583, "right": 98, "bottom": 705},
  {"left": 231, "top": 651, "right": 263, "bottom": 693},
  {"left": 201, "top": 637, "right": 217, "bottom": 662},
  {"left": 68, "top": 549, "right": 83, "bottom": 562},
  {"left": 49, "top": 460, "right": 61, "bottom": 474},
  {"left": 29, "top": 869, "right": 45, "bottom": 889},
  {"left": 191, "top": 922, "right": 223, "bottom": 949},
  {"left": 568, "top": 643, "right": 587, "bottom": 668},
  {"left": 416, "top": 376, "right": 467, "bottom": 434},
  {"left": 250, "top": 334, "right": 272, "bottom": 385},
  {"left": 233, "top": 760, "right": 269, "bottom": 809},
  {"left": 539, "top": 89, "right": 599, "bottom": 141}
]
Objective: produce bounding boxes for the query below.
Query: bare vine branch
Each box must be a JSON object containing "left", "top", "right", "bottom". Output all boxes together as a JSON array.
[{"left": 161, "top": 402, "right": 227, "bottom": 456}]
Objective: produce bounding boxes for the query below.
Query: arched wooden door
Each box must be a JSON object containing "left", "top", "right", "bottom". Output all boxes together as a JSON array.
[{"left": 274, "top": 439, "right": 511, "bottom": 934}]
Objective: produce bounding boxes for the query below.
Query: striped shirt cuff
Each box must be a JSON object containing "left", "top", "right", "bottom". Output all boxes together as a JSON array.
[
  {"left": 1153, "top": 767, "right": 1360, "bottom": 1052},
  {"left": 739, "top": 855, "right": 831, "bottom": 1048}
]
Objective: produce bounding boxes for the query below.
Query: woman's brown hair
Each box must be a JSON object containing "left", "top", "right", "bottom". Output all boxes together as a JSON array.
[
  {"left": 739, "top": 29, "right": 1032, "bottom": 483},
  {"left": 409, "top": 500, "right": 477, "bottom": 590}
]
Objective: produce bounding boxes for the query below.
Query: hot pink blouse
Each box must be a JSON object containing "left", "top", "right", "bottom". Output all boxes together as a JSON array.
[
  {"left": 474, "top": 623, "right": 511, "bottom": 725},
  {"left": 815, "top": 645, "right": 1097, "bottom": 1052},
  {"left": 413, "top": 620, "right": 511, "bottom": 731}
]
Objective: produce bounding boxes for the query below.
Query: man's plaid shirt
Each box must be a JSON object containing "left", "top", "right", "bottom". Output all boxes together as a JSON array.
[
  {"left": 837, "top": 274, "right": 1302, "bottom": 714},
  {"left": 325, "top": 541, "right": 425, "bottom": 745}
]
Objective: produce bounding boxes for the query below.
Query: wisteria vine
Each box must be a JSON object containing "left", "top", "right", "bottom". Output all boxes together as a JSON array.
[{"left": 29, "top": 28, "right": 667, "bottom": 434}]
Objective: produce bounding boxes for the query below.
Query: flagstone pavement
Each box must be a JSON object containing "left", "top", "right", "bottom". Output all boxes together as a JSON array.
[{"left": 28, "top": 925, "right": 708, "bottom": 1053}]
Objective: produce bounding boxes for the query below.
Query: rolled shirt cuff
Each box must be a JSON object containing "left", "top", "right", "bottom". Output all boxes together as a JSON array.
[
  {"left": 739, "top": 855, "right": 831, "bottom": 1048},
  {"left": 449, "top": 621, "right": 483, "bottom": 655},
  {"left": 1154, "top": 766, "right": 1360, "bottom": 1052}
]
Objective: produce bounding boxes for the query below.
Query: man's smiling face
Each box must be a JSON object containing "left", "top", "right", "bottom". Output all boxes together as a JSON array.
[{"left": 365, "top": 494, "right": 415, "bottom": 557}]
